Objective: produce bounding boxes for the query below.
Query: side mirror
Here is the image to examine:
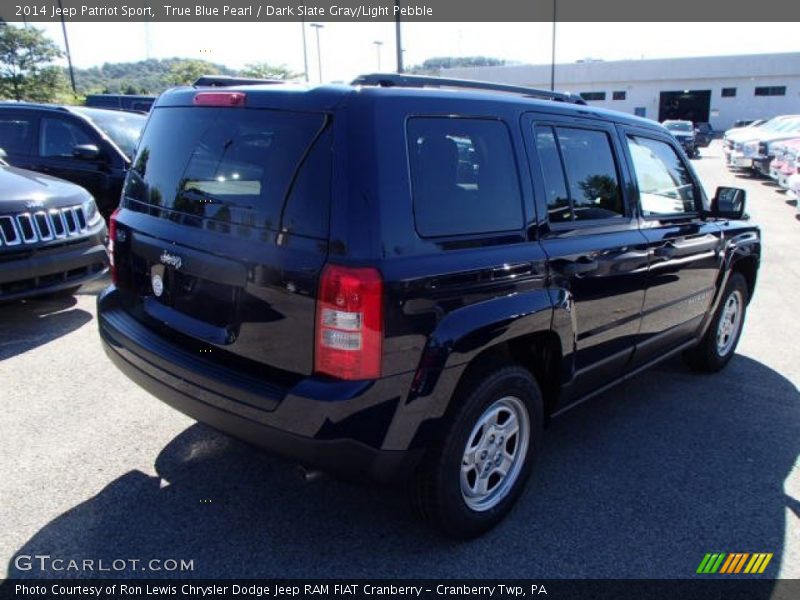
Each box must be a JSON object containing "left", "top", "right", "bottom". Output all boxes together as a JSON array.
[
  {"left": 711, "top": 186, "right": 746, "bottom": 219},
  {"left": 72, "top": 144, "right": 101, "bottom": 160}
]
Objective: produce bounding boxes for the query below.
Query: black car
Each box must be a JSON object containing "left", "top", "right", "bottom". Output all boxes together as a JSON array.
[
  {"left": 694, "top": 122, "right": 714, "bottom": 147},
  {"left": 98, "top": 74, "right": 760, "bottom": 538},
  {"left": 85, "top": 94, "right": 156, "bottom": 113},
  {"left": 662, "top": 119, "right": 699, "bottom": 157},
  {"left": 0, "top": 103, "right": 147, "bottom": 219},
  {"left": 0, "top": 166, "right": 108, "bottom": 300}
]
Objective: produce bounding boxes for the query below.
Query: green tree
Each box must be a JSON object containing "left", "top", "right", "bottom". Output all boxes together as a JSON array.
[
  {"left": 410, "top": 56, "right": 506, "bottom": 74},
  {"left": 0, "top": 23, "right": 65, "bottom": 101},
  {"left": 239, "top": 62, "right": 299, "bottom": 81},
  {"left": 167, "top": 59, "right": 220, "bottom": 86}
]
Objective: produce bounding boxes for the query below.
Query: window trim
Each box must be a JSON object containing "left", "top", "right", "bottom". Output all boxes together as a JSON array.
[
  {"left": 405, "top": 114, "right": 527, "bottom": 240},
  {"left": 533, "top": 121, "right": 630, "bottom": 229},
  {"left": 623, "top": 130, "right": 703, "bottom": 221}
]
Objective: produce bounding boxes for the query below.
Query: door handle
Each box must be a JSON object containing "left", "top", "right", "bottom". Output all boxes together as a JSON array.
[{"left": 553, "top": 258, "right": 599, "bottom": 276}]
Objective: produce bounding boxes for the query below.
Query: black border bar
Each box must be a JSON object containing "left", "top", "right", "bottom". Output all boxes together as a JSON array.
[{"left": 4, "top": 0, "right": 800, "bottom": 22}]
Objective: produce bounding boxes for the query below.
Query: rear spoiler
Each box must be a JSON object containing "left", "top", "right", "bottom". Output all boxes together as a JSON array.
[{"left": 193, "top": 75, "right": 285, "bottom": 87}]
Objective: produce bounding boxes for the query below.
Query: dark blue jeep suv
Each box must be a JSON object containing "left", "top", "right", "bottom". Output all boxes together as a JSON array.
[{"left": 97, "top": 74, "right": 760, "bottom": 538}]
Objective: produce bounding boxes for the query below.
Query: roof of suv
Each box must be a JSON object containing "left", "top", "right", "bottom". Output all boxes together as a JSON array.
[
  {"left": 159, "top": 80, "right": 662, "bottom": 132},
  {"left": 0, "top": 102, "right": 138, "bottom": 118}
]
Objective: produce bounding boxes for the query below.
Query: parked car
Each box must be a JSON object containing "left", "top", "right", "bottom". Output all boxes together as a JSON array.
[
  {"left": 733, "top": 119, "right": 766, "bottom": 128},
  {"left": 768, "top": 138, "right": 800, "bottom": 186},
  {"left": 85, "top": 94, "right": 156, "bottom": 113},
  {"left": 694, "top": 122, "right": 714, "bottom": 147},
  {"left": 98, "top": 74, "right": 760, "bottom": 538},
  {"left": 0, "top": 165, "right": 107, "bottom": 301},
  {"left": 0, "top": 103, "right": 147, "bottom": 219},
  {"left": 662, "top": 119, "right": 699, "bottom": 157},
  {"left": 724, "top": 115, "right": 800, "bottom": 174},
  {"left": 784, "top": 152, "right": 800, "bottom": 201}
]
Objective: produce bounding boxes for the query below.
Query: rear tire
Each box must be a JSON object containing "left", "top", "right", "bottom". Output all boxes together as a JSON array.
[
  {"left": 409, "top": 365, "right": 543, "bottom": 539},
  {"left": 683, "top": 272, "right": 748, "bottom": 372}
]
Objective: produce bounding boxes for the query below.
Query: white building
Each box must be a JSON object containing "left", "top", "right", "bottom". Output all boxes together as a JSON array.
[{"left": 442, "top": 53, "right": 800, "bottom": 130}]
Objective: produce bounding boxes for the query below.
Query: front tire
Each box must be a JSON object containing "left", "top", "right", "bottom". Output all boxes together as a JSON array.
[
  {"left": 410, "top": 365, "right": 543, "bottom": 539},
  {"left": 683, "top": 272, "right": 748, "bottom": 372}
]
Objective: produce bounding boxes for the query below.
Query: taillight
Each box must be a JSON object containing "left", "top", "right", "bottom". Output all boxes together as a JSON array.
[
  {"left": 315, "top": 264, "right": 383, "bottom": 380},
  {"left": 108, "top": 208, "right": 120, "bottom": 284},
  {"left": 193, "top": 92, "right": 246, "bottom": 107}
]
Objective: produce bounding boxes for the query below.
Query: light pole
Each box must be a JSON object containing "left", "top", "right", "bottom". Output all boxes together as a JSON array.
[
  {"left": 57, "top": 0, "right": 77, "bottom": 95},
  {"left": 550, "top": 0, "right": 557, "bottom": 91},
  {"left": 395, "top": 0, "right": 403, "bottom": 73},
  {"left": 301, "top": 19, "right": 309, "bottom": 82},
  {"left": 310, "top": 23, "right": 324, "bottom": 83},
  {"left": 373, "top": 41, "right": 383, "bottom": 71}
]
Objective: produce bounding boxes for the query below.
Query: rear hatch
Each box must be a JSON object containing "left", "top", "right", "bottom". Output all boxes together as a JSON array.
[{"left": 113, "top": 89, "right": 332, "bottom": 380}]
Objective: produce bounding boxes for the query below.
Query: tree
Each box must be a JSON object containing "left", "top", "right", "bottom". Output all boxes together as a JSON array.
[
  {"left": 0, "top": 23, "right": 65, "bottom": 101},
  {"left": 167, "top": 59, "right": 220, "bottom": 86},
  {"left": 410, "top": 56, "right": 506, "bottom": 74},
  {"left": 239, "top": 62, "right": 300, "bottom": 81}
]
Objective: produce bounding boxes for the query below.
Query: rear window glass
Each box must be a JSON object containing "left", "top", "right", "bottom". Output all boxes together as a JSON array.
[
  {"left": 0, "top": 114, "right": 36, "bottom": 155},
  {"left": 124, "top": 107, "right": 329, "bottom": 238},
  {"left": 407, "top": 117, "right": 523, "bottom": 237}
]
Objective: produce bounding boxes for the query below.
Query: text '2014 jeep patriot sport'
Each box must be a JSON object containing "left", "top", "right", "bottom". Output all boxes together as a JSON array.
[{"left": 98, "top": 74, "right": 760, "bottom": 539}]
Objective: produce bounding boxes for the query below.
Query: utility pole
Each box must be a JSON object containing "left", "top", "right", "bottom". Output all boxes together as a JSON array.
[
  {"left": 373, "top": 40, "right": 383, "bottom": 71},
  {"left": 394, "top": 1, "right": 403, "bottom": 73},
  {"left": 301, "top": 19, "right": 309, "bottom": 82},
  {"left": 550, "top": 0, "right": 557, "bottom": 91},
  {"left": 57, "top": 0, "right": 77, "bottom": 95},
  {"left": 310, "top": 23, "right": 324, "bottom": 83}
]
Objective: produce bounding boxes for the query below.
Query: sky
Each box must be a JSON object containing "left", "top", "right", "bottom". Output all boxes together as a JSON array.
[{"left": 35, "top": 21, "right": 800, "bottom": 84}]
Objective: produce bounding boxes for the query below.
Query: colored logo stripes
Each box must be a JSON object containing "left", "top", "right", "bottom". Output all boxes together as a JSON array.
[{"left": 697, "top": 552, "right": 773, "bottom": 574}]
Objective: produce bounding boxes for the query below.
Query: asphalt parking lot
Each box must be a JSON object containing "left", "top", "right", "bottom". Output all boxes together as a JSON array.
[{"left": 1, "top": 140, "right": 798, "bottom": 580}]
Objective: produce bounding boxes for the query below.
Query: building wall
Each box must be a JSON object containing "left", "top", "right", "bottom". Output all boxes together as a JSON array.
[{"left": 443, "top": 53, "right": 800, "bottom": 130}]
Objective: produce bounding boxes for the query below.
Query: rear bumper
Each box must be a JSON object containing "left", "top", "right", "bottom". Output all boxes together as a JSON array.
[
  {"left": 97, "top": 286, "right": 449, "bottom": 483},
  {"left": 0, "top": 231, "right": 108, "bottom": 301}
]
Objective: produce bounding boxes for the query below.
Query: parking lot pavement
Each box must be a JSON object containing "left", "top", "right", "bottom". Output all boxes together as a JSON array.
[{"left": 1, "top": 140, "right": 798, "bottom": 580}]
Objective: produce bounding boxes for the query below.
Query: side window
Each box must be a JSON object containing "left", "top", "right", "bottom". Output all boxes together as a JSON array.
[
  {"left": 626, "top": 135, "right": 697, "bottom": 216},
  {"left": 0, "top": 113, "right": 36, "bottom": 155},
  {"left": 407, "top": 117, "right": 523, "bottom": 237},
  {"left": 533, "top": 125, "right": 624, "bottom": 222},
  {"left": 534, "top": 126, "right": 570, "bottom": 223},
  {"left": 39, "top": 118, "right": 93, "bottom": 158}
]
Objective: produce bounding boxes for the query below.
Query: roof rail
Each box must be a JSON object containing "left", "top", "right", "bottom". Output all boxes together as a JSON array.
[
  {"left": 193, "top": 75, "right": 285, "bottom": 87},
  {"left": 351, "top": 73, "right": 587, "bottom": 105}
]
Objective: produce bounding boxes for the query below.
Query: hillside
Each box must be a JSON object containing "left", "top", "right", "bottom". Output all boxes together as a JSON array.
[{"left": 70, "top": 58, "right": 239, "bottom": 95}]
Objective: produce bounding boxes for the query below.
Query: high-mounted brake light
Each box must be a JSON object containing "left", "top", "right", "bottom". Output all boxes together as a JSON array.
[
  {"left": 315, "top": 264, "right": 383, "bottom": 380},
  {"left": 108, "top": 207, "right": 120, "bottom": 284},
  {"left": 193, "top": 91, "right": 246, "bottom": 107}
]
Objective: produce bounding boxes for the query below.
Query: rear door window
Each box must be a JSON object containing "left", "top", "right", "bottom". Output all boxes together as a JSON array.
[
  {"left": 533, "top": 125, "right": 625, "bottom": 222},
  {"left": 0, "top": 112, "right": 37, "bottom": 155},
  {"left": 407, "top": 117, "right": 523, "bottom": 237},
  {"left": 124, "top": 107, "right": 330, "bottom": 238}
]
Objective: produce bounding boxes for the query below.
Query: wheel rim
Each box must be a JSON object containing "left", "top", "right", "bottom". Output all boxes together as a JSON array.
[
  {"left": 716, "top": 289, "right": 743, "bottom": 357},
  {"left": 460, "top": 396, "right": 530, "bottom": 512}
]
